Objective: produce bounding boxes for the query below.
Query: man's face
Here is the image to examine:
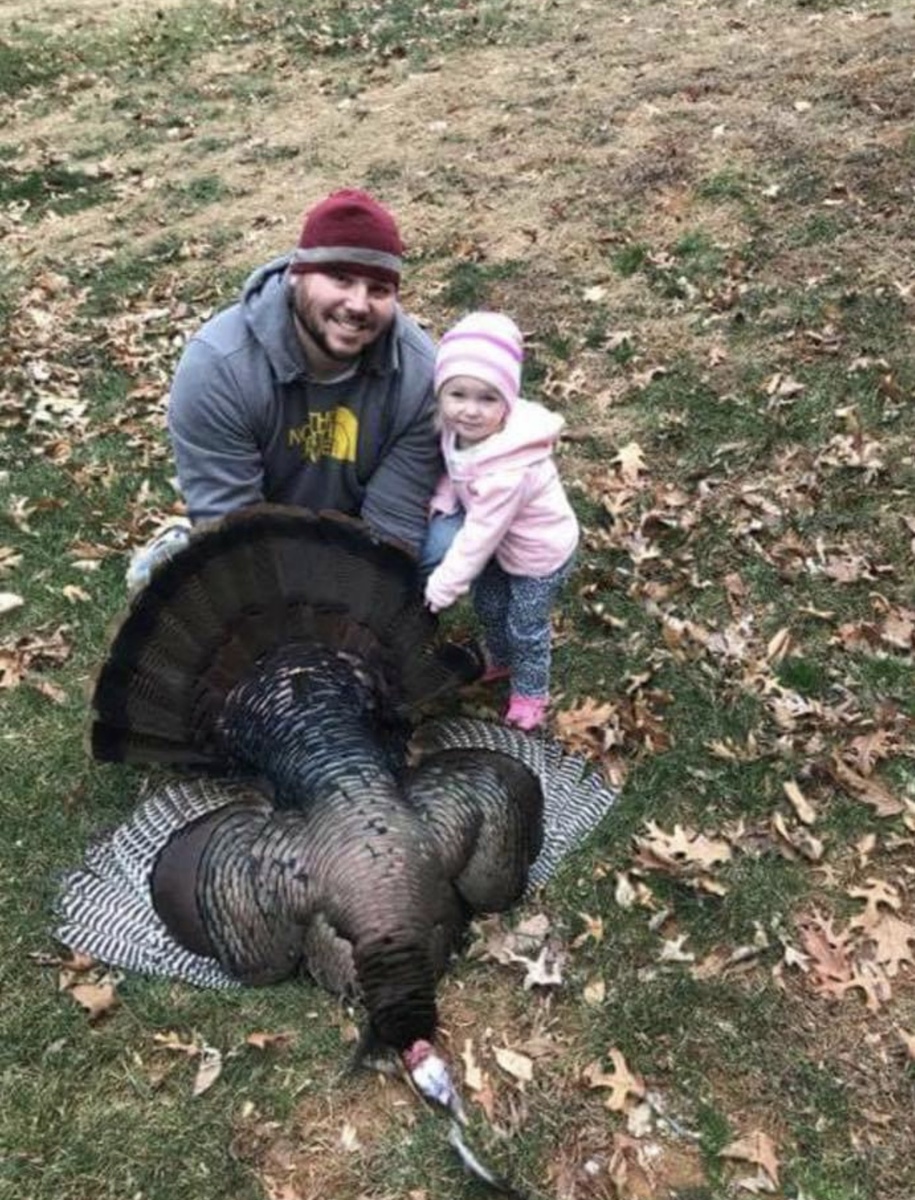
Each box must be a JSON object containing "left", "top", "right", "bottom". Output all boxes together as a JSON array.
[{"left": 292, "top": 269, "right": 398, "bottom": 364}]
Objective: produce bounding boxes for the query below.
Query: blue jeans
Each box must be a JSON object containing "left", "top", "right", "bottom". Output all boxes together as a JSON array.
[{"left": 419, "top": 509, "right": 465, "bottom": 578}]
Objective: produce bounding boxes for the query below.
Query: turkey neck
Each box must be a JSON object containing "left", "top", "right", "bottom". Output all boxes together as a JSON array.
[{"left": 216, "top": 644, "right": 400, "bottom": 806}]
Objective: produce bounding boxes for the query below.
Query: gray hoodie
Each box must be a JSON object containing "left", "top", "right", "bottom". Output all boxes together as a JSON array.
[{"left": 167, "top": 255, "right": 440, "bottom": 551}]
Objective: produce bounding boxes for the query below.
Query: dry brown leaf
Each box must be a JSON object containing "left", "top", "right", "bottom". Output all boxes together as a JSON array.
[
  {"left": 765, "top": 627, "right": 792, "bottom": 662},
  {"left": 67, "top": 979, "right": 118, "bottom": 1022},
  {"left": 29, "top": 678, "right": 68, "bottom": 704},
  {"left": 0, "top": 548, "right": 23, "bottom": 576},
  {"left": 554, "top": 697, "right": 619, "bottom": 746},
  {"left": 771, "top": 811, "right": 824, "bottom": 862},
  {"left": 582, "top": 1048, "right": 645, "bottom": 1111},
  {"left": 572, "top": 912, "right": 604, "bottom": 947},
  {"left": 192, "top": 1044, "right": 223, "bottom": 1096},
  {"left": 897, "top": 1028, "right": 915, "bottom": 1059},
  {"left": 516, "top": 943, "right": 564, "bottom": 990},
  {"left": 880, "top": 610, "right": 915, "bottom": 650},
  {"left": 847, "top": 878, "right": 902, "bottom": 923},
  {"left": 855, "top": 833, "right": 877, "bottom": 867},
  {"left": 339, "top": 1121, "right": 361, "bottom": 1152},
  {"left": 493, "top": 1046, "right": 533, "bottom": 1084},
  {"left": 0, "top": 592, "right": 24, "bottom": 617},
  {"left": 153, "top": 1031, "right": 200, "bottom": 1056},
  {"left": 765, "top": 372, "right": 805, "bottom": 398},
  {"left": 719, "top": 1130, "right": 780, "bottom": 1187},
  {"left": 615, "top": 870, "right": 638, "bottom": 909},
  {"left": 612, "top": 441, "right": 648, "bottom": 484},
  {"left": 607, "top": 1132, "right": 655, "bottom": 1197},
  {"left": 782, "top": 779, "right": 817, "bottom": 825},
  {"left": 856, "top": 914, "right": 915, "bottom": 977},
  {"left": 838, "top": 959, "right": 893, "bottom": 1012},
  {"left": 830, "top": 757, "right": 905, "bottom": 817},
  {"left": 460, "top": 1039, "right": 485, "bottom": 1092},
  {"left": 797, "top": 912, "right": 854, "bottom": 986},
  {"left": 514, "top": 913, "right": 550, "bottom": 940},
  {"left": 844, "top": 729, "right": 896, "bottom": 774},
  {"left": 245, "top": 1031, "right": 296, "bottom": 1050},
  {"left": 658, "top": 933, "right": 695, "bottom": 963},
  {"left": 634, "top": 822, "right": 732, "bottom": 874},
  {"left": 583, "top": 976, "right": 606, "bottom": 1006},
  {"left": 61, "top": 584, "right": 92, "bottom": 604}
]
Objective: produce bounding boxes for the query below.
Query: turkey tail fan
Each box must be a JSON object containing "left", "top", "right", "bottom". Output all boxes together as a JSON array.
[
  {"left": 52, "top": 777, "right": 268, "bottom": 987},
  {"left": 90, "top": 506, "right": 483, "bottom": 765},
  {"left": 410, "top": 718, "right": 619, "bottom": 888}
]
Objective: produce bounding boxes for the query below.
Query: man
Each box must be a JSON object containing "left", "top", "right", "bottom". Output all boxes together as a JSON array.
[{"left": 128, "top": 188, "right": 440, "bottom": 593}]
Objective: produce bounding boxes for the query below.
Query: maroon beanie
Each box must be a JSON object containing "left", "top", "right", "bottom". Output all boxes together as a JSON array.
[{"left": 290, "top": 188, "right": 403, "bottom": 288}]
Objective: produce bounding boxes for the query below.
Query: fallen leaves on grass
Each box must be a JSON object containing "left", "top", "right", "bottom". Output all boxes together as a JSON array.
[
  {"left": 56, "top": 954, "right": 119, "bottom": 1023},
  {"left": 0, "top": 625, "right": 72, "bottom": 690},
  {"left": 154, "top": 1030, "right": 224, "bottom": 1095},
  {"left": 632, "top": 822, "right": 732, "bottom": 895},
  {"left": 471, "top": 913, "right": 566, "bottom": 989}
]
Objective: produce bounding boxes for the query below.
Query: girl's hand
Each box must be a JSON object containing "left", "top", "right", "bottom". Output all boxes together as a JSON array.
[{"left": 424, "top": 580, "right": 444, "bottom": 614}]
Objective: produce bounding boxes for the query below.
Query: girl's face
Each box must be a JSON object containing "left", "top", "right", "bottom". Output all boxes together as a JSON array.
[{"left": 438, "top": 376, "right": 507, "bottom": 446}]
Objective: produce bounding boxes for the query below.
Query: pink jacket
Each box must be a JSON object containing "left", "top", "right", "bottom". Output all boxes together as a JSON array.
[{"left": 425, "top": 398, "right": 580, "bottom": 612}]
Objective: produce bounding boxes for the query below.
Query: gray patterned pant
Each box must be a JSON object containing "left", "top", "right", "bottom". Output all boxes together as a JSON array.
[{"left": 473, "top": 555, "right": 575, "bottom": 698}]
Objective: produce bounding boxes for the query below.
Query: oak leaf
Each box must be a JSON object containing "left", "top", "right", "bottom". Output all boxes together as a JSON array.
[
  {"left": 572, "top": 912, "right": 604, "bottom": 947},
  {"left": 829, "top": 757, "right": 905, "bottom": 817},
  {"left": 634, "top": 822, "right": 732, "bottom": 874},
  {"left": 516, "top": 943, "right": 564, "bottom": 990},
  {"left": 582, "top": 1048, "right": 645, "bottom": 1111},
  {"left": 835, "top": 959, "right": 892, "bottom": 1012},
  {"left": 612, "top": 442, "right": 647, "bottom": 484},
  {"left": 847, "top": 878, "right": 901, "bottom": 924},
  {"left": 720, "top": 1130, "right": 780, "bottom": 1187},
  {"left": 797, "top": 912, "right": 853, "bottom": 986},
  {"left": 856, "top": 914, "right": 915, "bottom": 977}
]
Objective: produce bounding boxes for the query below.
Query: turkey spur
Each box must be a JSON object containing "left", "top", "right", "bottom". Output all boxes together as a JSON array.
[{"left": 55, "top": 506, "right": 617, "bottom": 1066}]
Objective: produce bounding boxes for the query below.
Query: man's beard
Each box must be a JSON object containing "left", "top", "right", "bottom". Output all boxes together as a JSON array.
[{"left": 293, "top": 292, "right": 366, "bottom": 364}]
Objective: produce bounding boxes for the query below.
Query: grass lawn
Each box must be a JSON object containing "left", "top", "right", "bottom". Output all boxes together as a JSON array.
[{"left": 2, "top": 1, "right": 914, "bottom": 1197}]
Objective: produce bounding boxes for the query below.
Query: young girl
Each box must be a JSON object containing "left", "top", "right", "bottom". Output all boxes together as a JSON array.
[{"left": 423, "top": 311, "right": 579, "bottom": 731}]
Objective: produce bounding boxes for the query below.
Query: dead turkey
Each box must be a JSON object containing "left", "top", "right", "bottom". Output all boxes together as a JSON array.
[{"left": 55, "top": 506, "right": 617, "bottom": 1072}]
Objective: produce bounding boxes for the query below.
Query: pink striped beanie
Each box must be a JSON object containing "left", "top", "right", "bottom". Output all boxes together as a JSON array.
[{"left": 434, "top": 311, "right": 524, "bottom": 408}]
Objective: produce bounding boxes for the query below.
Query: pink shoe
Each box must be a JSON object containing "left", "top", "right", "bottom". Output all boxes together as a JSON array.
[
  {"left": 480, "top": 663, "right": 511, "bottom": 683},
  {"left": 505, "top": 694, "right": 548, "bottom": 731}
]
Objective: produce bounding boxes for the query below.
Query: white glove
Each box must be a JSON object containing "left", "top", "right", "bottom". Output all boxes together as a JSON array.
[{"left": 125, "top": 520, "right": 192, "bottom": 598}]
